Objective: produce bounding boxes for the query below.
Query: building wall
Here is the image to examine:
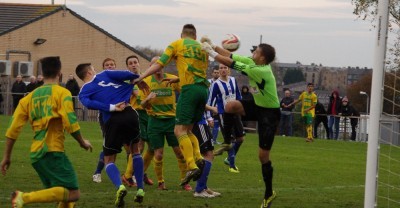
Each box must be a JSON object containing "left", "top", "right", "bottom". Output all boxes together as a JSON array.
[
  {"left": 319, "top": 68, "right": 347, "bottom": 94},
  {"left": 0, "top": 9, "right": 150, "bottom": 85},
  {"left": 303, "top": 68, "right": 321, "bottom": 87}
]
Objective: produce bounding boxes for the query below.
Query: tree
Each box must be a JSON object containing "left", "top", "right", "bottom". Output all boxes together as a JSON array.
[
  {"left": 352, "top": 0, "right": 400, "bottom": 67},
  {"left": 352, "top": 0, "right": 399, "bottom": 22},
  {"left": 346, "top": 73, "right": 372, "bottom": 113},
  {"left": 382, "top": 69, "right": 400, "bottom": 115},
  {"left": 282, "top": 69, "right": 305, "bottom": 85},
  {"left": 134, "top": 45, "right": 164, "bottom": 58},
  {"left": 346, "top": 70, "right": 400, "bottom": 115}
]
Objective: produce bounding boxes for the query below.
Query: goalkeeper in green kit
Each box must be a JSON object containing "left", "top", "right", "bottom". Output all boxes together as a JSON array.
[{"left": 201, "top": 37, "right": 280, "bottom": 208}]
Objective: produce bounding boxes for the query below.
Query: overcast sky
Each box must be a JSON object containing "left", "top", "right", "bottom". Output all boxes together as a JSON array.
[{"left": 2, "top": 0, "right": 383, "bottom": 68}]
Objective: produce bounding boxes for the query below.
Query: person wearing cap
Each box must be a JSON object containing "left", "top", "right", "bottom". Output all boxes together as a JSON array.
[{"left": 338, "top": 97, "right": 360, "bottom": 141}]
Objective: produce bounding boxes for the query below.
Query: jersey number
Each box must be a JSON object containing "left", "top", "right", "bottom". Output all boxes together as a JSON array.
[{"left": 98, "top": 81, "right": 121, "bottom": 89}]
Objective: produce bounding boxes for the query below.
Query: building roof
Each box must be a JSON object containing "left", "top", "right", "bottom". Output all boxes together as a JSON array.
[
  {"left": 0, "top": 3, "right": 150, "bottom": 61},
  {"left": 0, "top": 3, "right": 62, "bottom": 35},
  {"left": 278, "top": 63, "right": 301, "bottom": 68}
]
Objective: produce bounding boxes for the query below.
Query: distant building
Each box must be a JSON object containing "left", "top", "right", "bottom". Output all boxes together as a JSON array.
[
  {"left": 0, "top": 3, "right": 150, "bottom": 84},
  {"left": 0, "top": 3, "right": 150, "bottom": 116},
  {"left": 347, "top": 66, "right": 372, "bottom": 85},
  {"left": 278, "top": 62, "right": 371, "bottom": 95}
]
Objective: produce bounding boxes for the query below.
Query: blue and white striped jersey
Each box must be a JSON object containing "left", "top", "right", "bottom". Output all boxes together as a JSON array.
[
  {"left": 208, "top": 78, "right": 218, "bottom": 87},
  {"left": 79, "top": 69, "right": 139, "bottom": 122},
  {"left": 207, "top": 76, "right": 242, "bottom": 114}
]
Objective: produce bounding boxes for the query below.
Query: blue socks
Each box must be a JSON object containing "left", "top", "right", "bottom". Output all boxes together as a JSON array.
[
  {"left": 195, "top": 159, "right": 212, "bottom": 193},
  {"left": 133, "top": 154, "right": 144, "bottom": 189},
  {"left": 105, "top": 163, "right": 122, "bottom": 189},
  {"left": 233, "top": 141, "right": 242, "bottom": 154},
  {"left": 212, "top": 120, "right": 219, "bottom": 143},
  {"left": 94, "top": 151, "right": 104, "bottom": 174},
  {"left": 228, "top": 148, "right": 236, "bottom": 168},
  {"left": 228, "top": 141, "right": 243, "bottom": 168}
]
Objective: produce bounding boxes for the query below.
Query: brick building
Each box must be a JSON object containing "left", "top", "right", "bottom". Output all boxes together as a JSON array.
[{"left": 0, "top": 3, "right": 150, "bottom": 115}]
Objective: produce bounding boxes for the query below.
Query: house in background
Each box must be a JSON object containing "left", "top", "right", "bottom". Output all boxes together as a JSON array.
[{"left": 0, "top": 3, "right": 150, "bottom": 115}]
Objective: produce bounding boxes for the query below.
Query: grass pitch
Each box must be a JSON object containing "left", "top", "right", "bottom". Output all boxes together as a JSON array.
[{"left": 0, "top": 115, "right": 372, "bottom": 207}]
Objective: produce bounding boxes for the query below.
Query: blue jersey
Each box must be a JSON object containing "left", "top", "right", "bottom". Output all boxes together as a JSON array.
[
  {"left": 207, "top": 76, "right": 242, "bottom": 114},
  {"left": 79, "top": 70, "right": 139, "bottom": 122}
]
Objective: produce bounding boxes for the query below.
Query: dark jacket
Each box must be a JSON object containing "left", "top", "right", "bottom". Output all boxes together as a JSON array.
[
  {"left": 315, "top": 102, "right": 327, "bottom": 117},
  {"left": 327, "top": 90, "right": 341, "bottom": 115},
  {"left": 65, "top": 78, "right": 80, "bottom": 96},
  {"left": 241, "top": 86, "right": 254, "bottom": 101},
  {"left": 339, "top": 103, "right": 360, "bottom": 126},
  {"left": 26, "top": 82, "right": 38, "bottom": 93},
  {"left": 280, "top": 97, "right": 295, "bottom": 112},
  {"left": 11, "top": 81, "right": 27, "bottom": 99}
]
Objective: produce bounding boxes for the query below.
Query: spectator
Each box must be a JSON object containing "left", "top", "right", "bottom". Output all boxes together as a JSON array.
[
  {"left": 314, "top": 101, "right": 329, "bottom": 139},
  {"left": 36, "top": 75, "right": 44, "bottom": 86},
  {"left": 279, "top": 89, "right": 294, "bottom": 136},
  {"left": 241, "top": 85, "right": 254, "bottom": 101},
  {"left": 241, "top": 85, "right": 254, "bottom": 132},
  {"left": 339, "top": 97, "right": 360, "bottom": 141},
  {"left": 327, "top": 90, "right": 341, "bottom": 139},
  {"left": 11, "top": 75, "right": 27, "bottom": 112},
  {"left": 26, "top": 75, "right": 37, "bottom": 93},
  {"left": 65, "top": 74, "right": 80, "bottom": 109}
]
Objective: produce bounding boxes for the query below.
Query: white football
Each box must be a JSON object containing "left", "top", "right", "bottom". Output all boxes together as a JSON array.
[{"left": 221, "top": 34, "right": 240, "bottom": 52}]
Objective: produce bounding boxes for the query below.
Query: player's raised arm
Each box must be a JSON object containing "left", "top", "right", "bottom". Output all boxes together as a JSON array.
[
  {"left": 200, "top": 35, "right": 231, "bottom": 57},
  {"left": 202, "top": 42, "right": 234, "bottom": 68},
  {"left": 133, "top": 62, "right": 163, "bottom": 84}
]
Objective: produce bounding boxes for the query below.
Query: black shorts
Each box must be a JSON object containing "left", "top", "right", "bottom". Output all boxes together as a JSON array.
[
  {"left": 218, "top": 113, "right": 245, "bottom": 139},
  {"left": 103, "top": 107, "right": 140, "bottom": 156},
  {"left": 191, "top": 123, "right": 214, "bottom": 154},
  {"left": 240, "top": 100, "right": 280, "bottom": 150}
]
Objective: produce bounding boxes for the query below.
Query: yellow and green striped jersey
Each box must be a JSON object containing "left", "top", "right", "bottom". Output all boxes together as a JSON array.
[
  {"left": 130, "top": 85, "right": 146, "bottom": 111},
  {"left": 5, "top": 84, "right": 80, "bottom": 163},
  {"left": 144, "top": 73, "right": 180, "bottom": 118},
  {"left": 298, "top": 91, "right": 318, "bottom": 117},
  {"left": 157, "top": 38, "right": 209, "bottom": 87}
]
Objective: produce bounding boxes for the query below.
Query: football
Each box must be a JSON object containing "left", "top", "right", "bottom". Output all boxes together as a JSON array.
[{"left": 221, "top": 34, "right": 240, "bottom": 52}]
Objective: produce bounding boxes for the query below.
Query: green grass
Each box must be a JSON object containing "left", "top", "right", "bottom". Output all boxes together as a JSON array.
[{"left": 0, "top": 114, "right": 398, "bottom": 207}]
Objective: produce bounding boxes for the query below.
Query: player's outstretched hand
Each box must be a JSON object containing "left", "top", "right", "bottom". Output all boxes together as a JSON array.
[
  {"left": 201, "top": 42, "right": 214, "bottom": 54},
  {"left": 147, "top": 92, "right": 157, "bottom": 100},
  {"left": 132, "top": 77, "right": 141, "bottom": 85},
  {"left": 81, "top": 139, "right": 93, "bottom": 152},
  {"left": 115, "top": 101, "right": 126, "bottom": 111},
  {"left": 1, "top": 158, "right": 10, "bottom": 176},
  {"left": 162, "top": 77, "right": 179, "bottom": 86},
  {"left": 200, "top": 35, "right": 215, "bottom": 49},
  {"left": 202, "top": 42, "right": 218, "bottom": 58}
]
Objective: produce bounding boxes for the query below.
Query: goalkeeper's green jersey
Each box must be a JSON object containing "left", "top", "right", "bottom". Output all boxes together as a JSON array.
[
  {"left": 231, "top": 54, "right": 280, "bottom": 108},
  {"left": 144, "top": 73, "right": 180, "bottom": 118},
  {"left": 157, "top": 38, "right": 209, "bottom": 87},
  {"left": 6, "top": 84, "right": 80, "bottom": 163}
]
